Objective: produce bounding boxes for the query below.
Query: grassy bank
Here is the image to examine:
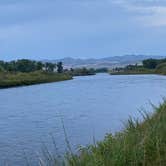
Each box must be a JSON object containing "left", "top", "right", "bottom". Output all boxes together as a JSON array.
[
  {"left": 41, "top": 101, "right": 166, "bottom": 166},
  {"left": 110, "top": 67, "right": 155, "bottom": 75},
  {"left": 110, "top": 58, "right": 166, "bottom": 76},
  {"left": 68, "top": 102, "right": 166, "bottom": 166},
  {"left": 0, "top": 71, "right": 73, "bottom": 88},
  {"left": 110, "top": 70, "right": 155, "bottom": 75}
]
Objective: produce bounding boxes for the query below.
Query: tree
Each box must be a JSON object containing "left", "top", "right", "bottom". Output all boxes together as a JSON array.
[
  {"left": 15, "top": 59, "right": 36, "bottom": 72},
  {"left": 57, "top": 62, "right": 63, "bottom": 73},
  {"left": 0, "top": 66, "right": 4, "bottom": 72},
  {"left": 0, "top": 59, "right": 58, "bottom": 73},
  {"left": 36, "top": 61, "right": 43, "bottom": 71},
  {"left": 44, "top": 62, "right": 56, "bottom": 72},
  {"left": 6, "top": 61, "right": 17, "bottom": 72},
  {"left": 143, "top": 59, "right": 159, "bottom": 69},
  {"left": 0, "top": 61, "right": 5, "bottom": 71},
  {"left": 48, "top": 63, "right": 56, "bottom": 72},
  {"left": 70, "top": 68, "right": 74, "bottom": 72}
]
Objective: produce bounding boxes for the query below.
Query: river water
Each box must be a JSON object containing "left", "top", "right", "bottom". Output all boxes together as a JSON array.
[{"left": 0, "top": 74, "right": 166, "bottom": 165}]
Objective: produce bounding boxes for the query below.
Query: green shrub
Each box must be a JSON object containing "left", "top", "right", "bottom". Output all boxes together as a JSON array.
[{"left": 155, "top": 62, "right": 166, "bottom": 74}]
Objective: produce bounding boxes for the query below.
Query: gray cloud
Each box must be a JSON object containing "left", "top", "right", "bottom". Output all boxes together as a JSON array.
[{"left": 0, "top": 0, "right": 166, "bottom": 60}]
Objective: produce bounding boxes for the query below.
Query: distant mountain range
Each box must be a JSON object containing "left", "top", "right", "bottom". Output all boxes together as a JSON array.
[{"left": 43, "top": 55, "right": 165, "bottom": 69}]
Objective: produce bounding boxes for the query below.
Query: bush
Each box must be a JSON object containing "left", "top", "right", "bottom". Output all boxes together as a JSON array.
[{"left": 155, "top": 62, "right": 166, "bottom": 74}]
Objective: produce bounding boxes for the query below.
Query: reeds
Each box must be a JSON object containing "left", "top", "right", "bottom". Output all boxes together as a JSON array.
[
  {"left": 0, "top": 71, "right": 72, "bottom": 88},
  {"left": 41, "top": 101, "right": 166, "bottom": 166}
]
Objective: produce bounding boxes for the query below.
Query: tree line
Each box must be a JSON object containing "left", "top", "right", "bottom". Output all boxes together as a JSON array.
[
  {"left": 142, "top": 58, "right": 166, "bottom": 69},
  {"left": 0, "top": 59, "right": 63, "bottom": 73},
  {"left": 0, "top": 59, "right": 107, "bottom": 76},
  {"left": 112, "top": 58, "right": 166, "bottom": 75}
]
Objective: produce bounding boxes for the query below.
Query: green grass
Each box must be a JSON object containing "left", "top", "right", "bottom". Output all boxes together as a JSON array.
[
  {"left": 0, "top": 71, "right": 73, "bottom": 88},
  {"left": 155, "top": 63, "right": 166, "bottom": 75},
  {"left": 110, "top": 68, "right": 155, "bottom": 75},
  {"left": 40, "top": 101, "right": 166, "bottom": 166}
]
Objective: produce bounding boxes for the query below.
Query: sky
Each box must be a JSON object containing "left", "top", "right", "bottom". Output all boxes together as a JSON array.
[{"left": 0, "top": 0, "right": 166, "bottom": 60}]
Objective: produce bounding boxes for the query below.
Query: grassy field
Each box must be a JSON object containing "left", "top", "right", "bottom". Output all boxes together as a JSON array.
[
  {"left": 40, "top": 101, "right": 166, "bottom": 166},
  {"left": 0, "top": 71, "right": 73, "bottom": 88}
]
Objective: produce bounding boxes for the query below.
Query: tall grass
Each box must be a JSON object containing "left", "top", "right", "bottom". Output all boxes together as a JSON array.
[
  {"left": 41, "top": 101, "right": 166, "bottom": 166},
  {"left": 0, "top": 71, "right": 72, "bottom": 88}
]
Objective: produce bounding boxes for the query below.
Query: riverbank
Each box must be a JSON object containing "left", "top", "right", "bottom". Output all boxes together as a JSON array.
[
  {"left": 110, "top": 70, "right": 155, "bottom": 75},
  {"left": 110, "top": 69, "right": 166, "bottom": 76},
  {"left": 60, "top": 101, "right": 166, "bottom": 166},
  {"left": 0, "top": 58, "right": 99, "bottom": 88},
  {"left": 110, "top": 58, "right": 166, "bottom": 76},
  {"left": 110, "top": 68, "right": 155, "bottom": 75},
  {"left": 0, "top": 71, "right": 73, "bottom": 88}
]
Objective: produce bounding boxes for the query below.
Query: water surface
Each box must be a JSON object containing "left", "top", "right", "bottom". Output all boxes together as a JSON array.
[{"left": 0, "top": 74, "right": 166, "bottom": 165}]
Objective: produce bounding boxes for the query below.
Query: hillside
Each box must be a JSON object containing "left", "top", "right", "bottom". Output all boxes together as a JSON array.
[{"left": 44, "top": 55, "right": 165, "bottom": 69}]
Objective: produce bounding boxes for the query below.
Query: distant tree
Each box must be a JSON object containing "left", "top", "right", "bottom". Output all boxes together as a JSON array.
[
  {"left": 0, "top": 61, "right": 5, "bottom": 71},
  {"left": 143, "top": 59, "right": 159, "bottom": 69},
  {"left": 0, "top": 65, "right": 4, "bottom": 72},
  {"left": 71, "top": 67, "right": 95, "bottom": 76},
  {"left": 48, "top": 63, "right": 56, "bottom": 72},
  {"left": 95, "top": 68, "right": 108, "bottom": 73},
  {"left": 6, "top": 61, "right": 17, "bottom": 72},
  {"left": 89, "top": 68, "right": 95, "bottom": 74},
  {"left": 82, "top": 67, "right": 88, "bottom": 74},
  {"left": 0, "top": 61, "right": 4, "bottom": 67},
  {"left": 36, "top": 61, "right": 43, "bottom": 71},
  {"left": 44, "top": 62, "right": 49, "bottom": 72},
  {"left": 0, "top": 59, "right": 57, "bottom": 73},
  {"left": 126, "top": 64, "right": 137, "bottom": 70},
  {"left": 63, "top": 69, "right": 69, "bottom": 73},
  {"left": 57, "top": 62, "right": 63, "bottom": 73},
  {"left": 70, "top": 68, "right": 74, "bottom": 72},
  {"left": 44, "top": 62, "right": 56, "bottom": 72},
  {"left": 15, "top": 59, "right": 36, "bottom": 72}
]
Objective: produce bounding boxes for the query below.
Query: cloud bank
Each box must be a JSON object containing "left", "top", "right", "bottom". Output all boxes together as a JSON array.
[{"left": 0, "top": 0, "right": 166, "bottom": 60}]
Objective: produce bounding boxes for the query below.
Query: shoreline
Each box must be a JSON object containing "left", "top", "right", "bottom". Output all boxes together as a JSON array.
[
  {"left": 0, "top": 77, "right": 73, "bottom": 89},
  {"left": 59, "top": 101, "right": 166, "bottom": 166},
  {"left": 0, "top": 72, "right": 163, "bottom": 89},
  {"left": 110, "top": 70, "right": 156, "bottom": 75},
  {"left": 0, "top": 72, "right": 73, "bottom": 89},
  {"left": 0, "top": 72, "right": 97, "bottom": 89}
]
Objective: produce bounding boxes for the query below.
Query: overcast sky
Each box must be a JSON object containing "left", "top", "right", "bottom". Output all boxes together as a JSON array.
[{"left": 0, "top": 0, "right": 166, "bottom": 60}]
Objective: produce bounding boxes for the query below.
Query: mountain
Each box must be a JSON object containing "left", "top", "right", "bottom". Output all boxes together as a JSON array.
[{"left": 43, "top": 55, "right": 165, "bottom": 69}]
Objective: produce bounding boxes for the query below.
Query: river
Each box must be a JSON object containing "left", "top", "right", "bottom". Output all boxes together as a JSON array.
[{"left": 0, "top": 74, "right": 166, "bottom": 165}]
